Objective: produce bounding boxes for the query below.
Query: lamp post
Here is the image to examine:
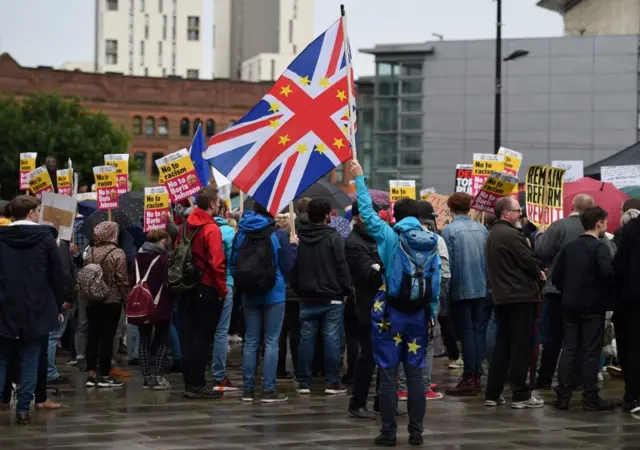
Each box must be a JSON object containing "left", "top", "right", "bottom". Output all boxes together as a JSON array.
[{"left": 494, "top": 0, "right": 529, "bottom": 154}]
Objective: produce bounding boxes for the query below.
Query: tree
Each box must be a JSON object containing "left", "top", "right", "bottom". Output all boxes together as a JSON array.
[{"left": 0, "top": 93, "right": 130, "bottom": 199}]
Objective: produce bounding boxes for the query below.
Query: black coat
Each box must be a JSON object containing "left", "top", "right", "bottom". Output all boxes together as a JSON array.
[
  {"left": 613, "top": 217, "right": 640, "bottom": 305},
  {"left": 345, "top": 224, "right": 383, "bottom": 324},
  {"left": 0, "top": 224, "right": 64, "bottom": 339},
  {"left": 291, "top": 222, "right": 351, "bottom": 301},
  {"left": 58, "top": 240, "right": 77, "bottom": 304},
  {"left": 552, "top": 234, "right": 615, "bottom": 314}
]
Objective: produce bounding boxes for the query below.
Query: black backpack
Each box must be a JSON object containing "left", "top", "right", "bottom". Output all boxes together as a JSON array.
[
  {"left": 167, "top": 224, "right": 202, "bottom": 292},
  {"left": 234, "top": 226, "right": 277, "bottom": 295}
]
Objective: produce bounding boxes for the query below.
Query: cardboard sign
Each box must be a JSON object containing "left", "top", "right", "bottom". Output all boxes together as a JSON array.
[
  {"left": 454, "top": 164, "right": 473, "bottom": 194},
  {"left": 156, "top": 149, "right": 202, "bottom": 202},
  {"left": 389, "top": 180, "right": 416, "bottom": 202},
  {"left": 498, "top": 147, "right": 523, "bottom": 176},
  {"left": 76, "top": 192, "right": 97, "bottom": 201},
  {"left": 526, "top": 165, "right": 566, "bottom": 228},
  {"left": 144, "top": 186, "right": 170, "bottom": 232},
  {"left": 420, "top": 187, "right": 436, "bottom": 199},
  {"left": 104, "top": 154, "right": 130, "bottom": 195},
  {"left": 424, "top": 192, "right": 452, "bottom": 230},
  {"left": 472, "top": 154, "right": 504, "bottom": 196},
  {"left": 39, "top": 192, "right": 77, "bottom": 241},
  {"left": 27, "top": 166, "right": 54, "bottom": 199},
  {"left": 601, "top": 165, "right": 640, "bottom": 189},
  {"left": 93, "top": 165, "right": 119, "bottom": 210},
  {"left": 20, "top": 153, "right": 37, "bottom": 191},
  {"left": 56, "top": 169, "right": 73, "bottom": 196},
  {"left": 552, "top": 161, "right": 583, "bottom": 183},
  {"left": 470, "top": 172, "right": 519, "bottom": 214}
]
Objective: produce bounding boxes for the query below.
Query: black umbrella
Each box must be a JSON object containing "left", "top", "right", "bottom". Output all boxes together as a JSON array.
[
  {"left": 80, "top": 192, "right": 144, "bottom": 239},
  {"left": 297, "top": 179, "right": 352, "bottom": 209}
]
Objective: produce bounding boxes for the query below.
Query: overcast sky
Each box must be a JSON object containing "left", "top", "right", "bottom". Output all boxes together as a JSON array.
[{"left": 0, "top": 0, "right": 563, "bottom": 77}]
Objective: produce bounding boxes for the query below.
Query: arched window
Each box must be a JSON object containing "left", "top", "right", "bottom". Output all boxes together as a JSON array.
[
  {"left": 151, "top": 151, "right": 165, "bottom": 179},
  {"left": 180, "top": 117, "right": 190, "bottom": 136},
  {"left": 132, "top": 116, "right": 142, "bottom": 135},
  {"left": 158, "top": 117, "right": 168, "bottom": 136},
  {"left": 193, "top": 117, "right": 202, "bottom": 135},
  {"left": 133, "top": 152, "right": 147, "bottom": 175},
  {"left": 206, "top": 119, "right": 215, "bottom": 137},
  {"left": 145, "top": 116, "right": 155, "bottom": 136}
]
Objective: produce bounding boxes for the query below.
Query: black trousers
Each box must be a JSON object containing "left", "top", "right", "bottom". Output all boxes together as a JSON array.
[
  {"left": 486, "top": 302, "right": 537, "bottom": 402},
  {"left": 277, "top": 302, "right": 300, "bottom": 375},
  {"left": 35, "top": 337, "right": 49, "bottom": 404},
  {"left": 178, "top": 285, "right": 222, "bottom": 388},
  {"left": 349, "top": 321, "right": 375, "bottom": 409},
  {"left": 437, "top": 315, "right": 459, "bottom": 361},
  {"left": 556, "top": 313, "right": 604, "bottom": 402},
  {"left": 343, "top": 310, "right": 359, "bottom": 379},
  {"left": 86, "top": 303, "right": 122, "bottom": 376},
  {"left": 614, "top": 303, "right": 640, "bottom": 403},
  {"left": 537, "top": 293, "right": 563, "bottom": 385}
]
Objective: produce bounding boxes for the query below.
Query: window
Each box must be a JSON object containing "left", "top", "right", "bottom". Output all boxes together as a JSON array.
[
  {"left": 193, "top": 118, "right": 202, "bottom": 135},
  {"left": 180, "top": 118, "right": 190, "bottom": 136},
  {"left": 377, "top": 81, "right": 399, "bottom": 96},
  {"left": 158, "top": 117, "right": 168, "bottom": 136},
  {"left": 376, "top": 99, "right": 398, "bottom": 132},
  {"left": 335, "top": 165, "right": 344, "bottom": 183},
  {"left": 144, "top": 67, "right": 149, "bottom": 76},
  {"left": 145, "top": 14, "right": 149, "bottom": 39},
  {"left": 400, "top": 134, "right": 421, "bottom": 148},
  {"left": 162, "top": 15, "right": 167, "bottom": 39},
  {"left": 186, "top": 69, "right": 199, "bottom": 79},
  {"left": 377, "top": 62, "right": 396, "bottom": 76},
  {"left": 401, "top": 80, "right": 422, "bottom": 95},
  {"left": 188, "top": 16, "right": 200, "bottom": 41},
  {"left": 400, "top": 115, "right": 422, "bottom": 131},
  {"left": 375, "top": 135, "right": 397, "bottom": 167},
  {"left": 158, "top": 41, "right": 162, "bottom": 66},
  {"left": 401, "top": 99, "right": 422, "bottom": 113},
  {"left": 162, "top": 67, "right": 166, "bottom": 77},
  {"left": 105, "top": 39, "right": 118, "bottom": 65},
  {"left": 145, "top": 116, "right": 155, "bottom": 136},
  {"left": 293, "top": 44, "right": 297, "bottom": 55},
  {"left": 206, "top": 119, "right": 215, "bottom": 137},
  {"left": 399, "top": 151, "right": 422, "bottom": 166},
  {"left": 172, "top": 15, "right": 176, "bottom": 40},
  {"left": 288, "top": 19, "right": 293, "bottom": 43},
  {"left": 401, "top": 62, "right": 423, "bottom": 76},
  {"left": 140, "top": 0, "right": 145, "bottom": 12},
  {"left": 151, "top": 152, "right": 165, "bottom": 179},
  {"left": 134, "top": 152, "right": 147, "bottom": 175},
  {"left": 107, "top": 0, "right": 118, "bottom": 11},
  {"left": 140, "top": 41, "right": 145, "bottom": 66},
  {"left": 132, "top": 116, "right": 142, "bottom": 135},
  {"left": 270, "top": 59, "right": 275, "bottom": 80},
  {"left": 159, "top": 0, "right": 163, "bottom": 13}
]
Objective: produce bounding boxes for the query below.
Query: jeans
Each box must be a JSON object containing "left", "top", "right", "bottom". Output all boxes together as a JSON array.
[
  {"left": 86, "top": 303, "right": 123, "bottom": 376},
  {"left": 485, "top": 308, "right": 497, "bottom": 363},
  {"left": 452, "top": 298, "right": 490, "bottom": 376},
  {"left": 47, "top": 309, "right": 69, "bottom": 381},
  {"left": 297, "top": 302, "right": 344, "bottom": 388},
  {"left": 242, "top": 301, "right": 285, "bottom": 393},
  {"left": 212, "top": 288, "right": 233, "bottom": 382},
  {"left": 350, "top": 321, "right": 375, "bottom": 409},
  {"left": 0, "top": 336, "right": 42, "bottom": 414},
  {"left": 379, "top": 363, "right": 425, "bottom": 438},
  {"left": 126, "top": 324, "right": 140, "bottom": 360},
  {"left": 177, "top": 285, "right": 223, "bottom": 388},
  {"left": 486, "top": 302, "right": 537, "bottom": 403},
  {"left": 537, "top": 293, "right": 563, "bottom": 386},
  {"left": 437, "top": 315, "right": 459, "bottom": 361},
  {"left": 75, "top": 294, "right": 89, "bottom": 360},
  {"left": 399, "top": 338, "right": 434, "bottom": 390},
  {"left": 35, "top": 336, "right": 49, "bottom": 404},
  {"left": 278, "top": 302, "right": 301, "bottom": 375}
]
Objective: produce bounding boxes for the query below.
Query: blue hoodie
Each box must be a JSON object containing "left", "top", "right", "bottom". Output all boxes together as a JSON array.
[
  {"left": 355, "top": 175, "right": 441, "bottom": 319},
  {"left": 214, "top": 217, "right": 236, "bottom": 288},
  {"left": 230, "top": 211, "right": 297, "bottom": 305}
]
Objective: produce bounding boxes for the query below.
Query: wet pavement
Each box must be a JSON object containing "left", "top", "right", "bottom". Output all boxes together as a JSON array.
[{"left": 1, "top": 347, "right": 639, "bottom": 449}]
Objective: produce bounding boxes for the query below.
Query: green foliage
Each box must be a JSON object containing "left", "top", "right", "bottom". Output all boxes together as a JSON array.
[
  {"left": 0, "top": 92, "right": 130, "bottom": 198},
  {"left": 129, "top": 171, "right": 156, "bottom": 193}
]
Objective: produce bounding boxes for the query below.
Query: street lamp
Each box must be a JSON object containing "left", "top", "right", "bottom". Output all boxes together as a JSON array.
[{"left": 494, "top": 0, "right": 529, "bottom": 154}]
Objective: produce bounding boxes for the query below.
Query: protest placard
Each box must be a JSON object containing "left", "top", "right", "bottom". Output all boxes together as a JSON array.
[
  {"left": 156, "top": 149, "right": 202, "bottom": 202},
  {"left": 39, "top": 192, "right": 77, "bottom": 241},
  {"left": 143, "top": 186, "right": 170, "bottom": 232},
  {"left": 76, "top": 192, "right": 97, "bottom": 201},
  {"left": 104, "top": 154, "right": 130, "bottom": 195},
  {"left": 454, "top": 164, "right": 473, "bottom": 194},
  {"left": 420, "top": 187, "right": 435, "bottom": 199},
  {"left": 601, "top": 165, "right": 640, "bottom": 189},
  {"left": 27, "top": 166, "right": 54, "bottom": 199},
  {"left": 472, "top": 154, "right": 504, "bottom": 196},
  {"left": 526, "top": 165, "right": 566, "bottom": 228},
  {"left": 498, "top": 147, "right": 523, "bottom": 176},
  {"left": 552, "top": 160, "right": 583, "bottom": 183},
  {"left": 20, "top": 153, "right": 37, "bottom": 191},
  {"left": 56, "top": 169, "right": 73, "bottom": 196},
  {"left": 470, "top": 172, "right": 519, "bottom": 214},
  {"left": 424, "top": 192, "right": 452, "bottom": 230},
  {"left": 389, "top": 180, "right": 416, "bottom": 202},
  {"left": 93, "top": 165, "right": 119, "bottom": 211}
]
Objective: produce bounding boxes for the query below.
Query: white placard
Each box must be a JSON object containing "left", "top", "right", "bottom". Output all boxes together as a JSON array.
[
  {"left": 601, "top": 165, "right": 640, "bottom": 188},
  {"left": 389, "top": 180, "right": 416, "bottom": 188},
  {"left": 552, "top": 161, "right": 583, "bottom": 183},
  {"left": 39, "top": 192, "right": 78, "bottom": 241}
]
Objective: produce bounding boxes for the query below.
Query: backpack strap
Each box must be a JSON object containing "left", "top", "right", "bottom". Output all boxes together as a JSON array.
[
  {"left": 134, "top": 259, "right": 141, "bottom": 283},
  {"left": 141, "top": 255, "right": 162, "bottom": 283}
]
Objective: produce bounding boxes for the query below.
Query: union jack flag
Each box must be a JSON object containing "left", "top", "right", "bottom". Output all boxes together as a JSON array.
[{"left": 204, "top": 18, "right": 356, "bottom": 215}]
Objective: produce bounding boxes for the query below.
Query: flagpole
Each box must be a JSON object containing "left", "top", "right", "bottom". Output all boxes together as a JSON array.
[{"left": 340, "top": 4, "right": 357, "bottom": 162}]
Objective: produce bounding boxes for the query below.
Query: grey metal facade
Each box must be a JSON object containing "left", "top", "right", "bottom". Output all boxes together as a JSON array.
[{"left": 362, "top": 35, "right": 640, "bottom": 194}]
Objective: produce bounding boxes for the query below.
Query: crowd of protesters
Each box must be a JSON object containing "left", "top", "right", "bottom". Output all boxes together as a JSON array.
[{"left": 1, "top": 159, "right": 639, "bottom": 446}]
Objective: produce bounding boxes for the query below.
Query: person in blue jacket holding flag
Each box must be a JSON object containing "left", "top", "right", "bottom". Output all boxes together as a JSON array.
[{"left": 348, "top": 160, "right": 441, "bottom": 447}]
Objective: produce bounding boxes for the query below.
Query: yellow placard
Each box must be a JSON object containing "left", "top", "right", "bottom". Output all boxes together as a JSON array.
[
  {"left": 27, "top": 166, "right": 54, "bottom": 199},
  {"left": 20, "top": 152, "right": 37, "bottom": 191},
  {"left": 56, "top": 169, "right": 73, "bottom": 196},
  {"left": 144, "top": 186, "right": 170, "bottom": 231},
  {"left": 389, "top": 180, "right": 416, "bottom": 203},
  {"left": 497, "top": 147, "right": 523, "bottom": 176},
  {"left": 472, "top": 154, "right": 505, "bottom": 196},
  {"left": 93, "top": 166, "right": 119, "bottom": 210},
  {"left": 525, "top": 165, "right": 566, "bottom": 228},
  {"left": 105, "top": 154, "right": 130, "bottom": 194},
  {"left": 471, "top": 172, "right": 519, "bottom": 214},
  {"left": 155, "top": 149, "right": 202, "bottom": 202}
]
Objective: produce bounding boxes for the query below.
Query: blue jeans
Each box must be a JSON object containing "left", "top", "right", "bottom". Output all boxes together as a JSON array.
[
  {"left": 126, "top": 323, "right": 140, "bottom": 360},
  {"left": 452, "top": 298, "right": 490, "bottom": 376},
  {"left": 485, "top": 307, "right": 497, "bottom": 364},
  {"left": 212, "top": 288, "right": 233, "bottom": 381},
  {"left": 379, "top": 363, "right": 425, "bottom": 438},
  {"left": 47, "top": 309, "right": 69, "bottom": 381},
  {"left": 399, "top": 338, "right": 434, "bottom": 391},
  {"left": 242, "top": 300, "right": 285, "bottom": 393},
  {"left": 0, "top": 336, "right": 42, "bottom": 413},
  {"left": 169, "top": 323, "right": 181, "bottom": 362},
  {"left": 297, "top": 302, "right": 344, "bottom": 388}
]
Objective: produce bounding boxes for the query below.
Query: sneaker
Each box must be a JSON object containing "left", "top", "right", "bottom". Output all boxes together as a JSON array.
[
  {"left": 430, "top": 383, "right": 438, "bottom": 391},
  {"left": 153, "top": 377, "right": 171, "bottom": 391},
  {"left": 607, "top": 365, "right": 623, "bottom": 378},
  {"left": 511, "top": 396, "right": 544, "bottom": 409},
  {"left": 426, "top": 390, "right": 443, "bottom": 400},
  {"left": 445, "top": 377, "right": 476, "bottom": 396},
  {"left": 297, "top": 387, "right": 311, "bottom": 395},
  {"left": 448, "top": 358, "right": 464, "bottom": 369},
  {"left": 261, "top": 391, "right": 288, "bottom": 403},
  {"left": 16, "top": 412, "right": 30, "bottom": 425},
  {"left": 184, "top": 385, "right": 223, "bottom": 399},
  {"left": 553, "top": 397, "right": 570, "bottom": 410},
  {"left": 597, "top": 372, "right": 604, "bottom": 383},
  {"left": 242, "top": 391, "right": 255, "bottom": 402},
  {"left": 348, "top": 406, "right": 375, "bottom": 419},
  {"left": 485, "top": 396, "right": 506, "bottom": 407},
  {"left": 85, "top": 376, "right": 97, "bottom": 388},
  {"left": 110, "top": 367, "right": 133, "bottom": 378},
  {"left": 143, "top": 376, "right": 156, "bottom": 389},
  {"left": 66, "top": 360, "right": 78, "bottom": 366},
  {"left": 630, "top": 400, "right": 640, "bottom": 414},
  {"left": 374, "top": 434, "right": 397, "bottom": 447},
  {"left": 213, "top": 377, "right": 239, "bottom": 392},
  {"left": 228, "top": 334, "right": 243, "bottom": 343},
  {"left": 325, "top": 383, "right": 347, "bottom": 395},
  {"left": 398, "top": 390, "right": 408, "bottom": 401},
  {"left": 583, "top": 397, "right": 616, "bottom": 412},
  {"left": 97, "top": 376, "right": 124, "bottom": 388},
  {"left": 408, "top": 434, "right": 423, "bottom": 446}
]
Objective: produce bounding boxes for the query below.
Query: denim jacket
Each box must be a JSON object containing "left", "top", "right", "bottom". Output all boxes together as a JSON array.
[{"left": 442, "top": 215, "right": 488, "bottom": 301}]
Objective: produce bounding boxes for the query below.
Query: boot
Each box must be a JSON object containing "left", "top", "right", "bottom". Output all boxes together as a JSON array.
[
  {"left": 445, "top": 375, "right": 477, "bottom": 396},
  {"left": 473, "top": 373, "right": 482, "bottom": 393}
]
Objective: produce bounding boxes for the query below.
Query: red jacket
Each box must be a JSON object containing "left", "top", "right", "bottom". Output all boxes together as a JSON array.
[{"left": 177, "top": 208, "right": 227, "bottom": 297}]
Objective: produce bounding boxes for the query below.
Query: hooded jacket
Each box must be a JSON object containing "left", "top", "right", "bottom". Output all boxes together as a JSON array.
[
  {"left": 177, "top": 207, "right": 227, "bottom": 297},
  {"left": 84, "top": 221, "right": 129, "bottom": 303},
  {"left": 0, "top": 222, "right": 64, "bottom": 339},
  {"left": 291, "top": 221, "right": 351, "bottom": 301},
  {"left": 231, "top": 211, "right": 296, "bottom": 305},
  {"left": 214, "top": 216, "right": 235, "bottom": 288}
]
